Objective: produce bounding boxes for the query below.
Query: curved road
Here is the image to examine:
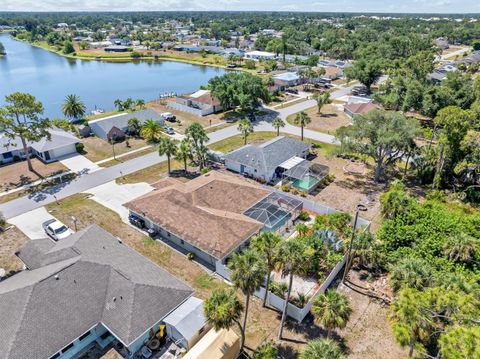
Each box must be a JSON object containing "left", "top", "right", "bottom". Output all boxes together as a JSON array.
[{"left": 0, "top": 87, "right": 350, "bottom": 219}]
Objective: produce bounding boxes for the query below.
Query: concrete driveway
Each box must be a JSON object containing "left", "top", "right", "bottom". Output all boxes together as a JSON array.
[
  {"left": 86, "top": 181, "right": 153, "bottom": 221},
  {"left": 59, "top": 153, "right": 100, "bottom": 174},
  {"left": 8, "top": 207, "right": 57, "bottom": 239}
]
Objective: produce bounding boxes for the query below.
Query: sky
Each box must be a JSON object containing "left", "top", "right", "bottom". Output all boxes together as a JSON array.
[{"left": 1, "top": 0, "right": 479, "bottom": 13}]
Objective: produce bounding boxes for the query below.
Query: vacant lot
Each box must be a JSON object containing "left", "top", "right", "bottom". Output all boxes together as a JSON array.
[
  {"left": 0, "top": 158, "right": 67, "bottom": 193},
  {"left": 0, "top": 226, "right": 29, "bottom": 275},
  {"left": 287, "top": 104, "right": 351, "bottom": 134},
  {"left": 81, "top": 136, "right": 150, "bottom": 163}
]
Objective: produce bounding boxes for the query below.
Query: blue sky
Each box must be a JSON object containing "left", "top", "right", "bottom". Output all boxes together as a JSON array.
[{"left": 2, "top": 0, "right": 479, "bottom": 13}]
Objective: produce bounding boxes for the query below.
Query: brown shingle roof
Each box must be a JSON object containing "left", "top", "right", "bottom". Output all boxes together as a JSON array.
[
  {"left": 191, "top": 92, "right": 221, "bottom": 106},
  {"left": 344, "top": 102, "right": 380, "bottom": 115},
  {"left": 125, "top": 172, "right": 269, "bottom": 259}
]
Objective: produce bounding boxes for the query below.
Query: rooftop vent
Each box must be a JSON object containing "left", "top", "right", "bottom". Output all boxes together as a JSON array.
[{"left": 54, "top": 275, "right": 59, "bottom": 280}]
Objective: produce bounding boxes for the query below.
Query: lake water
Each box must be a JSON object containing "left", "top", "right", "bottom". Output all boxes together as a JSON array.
[{"left": 0, "top": 34, "right": 225, "bottom": 118}]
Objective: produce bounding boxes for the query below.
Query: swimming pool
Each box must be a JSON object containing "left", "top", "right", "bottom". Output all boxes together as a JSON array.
[{"left": 293, "top": 177, "right": 319, "bottom": 191}]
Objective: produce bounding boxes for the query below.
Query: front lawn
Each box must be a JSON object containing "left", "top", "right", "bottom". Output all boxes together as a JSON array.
[
  {"left": 80, "top": 136, "right": 151, "bottom": 163},
  {"left": 0, "top": 158, "right": 68, "bottom": 193},
  {"left": 286, "top": 104, "right": 351, "bottom": 135}
]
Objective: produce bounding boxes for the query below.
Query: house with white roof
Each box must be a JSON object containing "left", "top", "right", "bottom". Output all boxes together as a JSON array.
[
  {"left": 244, "top": 51, "right": 277, "bottom": 61},
  {"left": 0, "top": 128, "right": 79, "bottom": 165}
]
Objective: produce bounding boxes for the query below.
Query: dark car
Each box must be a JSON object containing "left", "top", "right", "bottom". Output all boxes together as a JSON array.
[{"left": 128, "top": 214, "right": 145, "bottom": 229}]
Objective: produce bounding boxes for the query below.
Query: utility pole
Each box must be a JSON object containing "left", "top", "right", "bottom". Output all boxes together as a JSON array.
[{"left": 342, "top": 204, "right": 367, "bottom": 284}]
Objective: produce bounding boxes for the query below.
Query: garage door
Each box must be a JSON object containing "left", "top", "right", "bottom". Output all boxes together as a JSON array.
[{"left": 53, "top": 144, "right": 77, "bottom": 159}]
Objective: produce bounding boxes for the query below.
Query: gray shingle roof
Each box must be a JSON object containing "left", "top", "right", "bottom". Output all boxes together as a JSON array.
[
  {"left": 2, "top": 225, "right": 193, "bottom": 359},
  {"left": 224, "top": 136, "right": 311, "bottom": 178},
  {"left": 0, "top": 128, "right": 79, "bottom": 155},
  {"left": 88, "top": 109, "right": 164, "bottom": 138}
]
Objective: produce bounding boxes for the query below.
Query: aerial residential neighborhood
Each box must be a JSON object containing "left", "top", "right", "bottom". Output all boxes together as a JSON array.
[{"left": 0, "top": 4, "right": 479, "bottom": 359}]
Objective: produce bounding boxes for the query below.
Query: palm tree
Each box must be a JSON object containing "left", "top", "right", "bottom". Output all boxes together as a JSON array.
[
  {"left": 276, "top": 238, "right": 312, "bottom": 339},
  {"left": 158, "top": 137, "right": 177, "bottom": 174},
  {"left": 311, "top": 289, "right": 352, "bottom": 337},
  {"left": 127, "top": 117, "right": 141, "bottom": 137},
  {"left": 313, "top": 92, "right": 331, "bottom": 115},
  {"left": 390, "top": 257, "right": 433, "bottom": 292},
  {"left": 300, "top": 339, "right": 346, "bottom": 359},
  {"left": 135, "top": 99, "right": 146, "bottom": 109},
  {"left": 228, "top": 249, "right": 267, "bottom": 351},
  {"left": 62, "top": 94, "right": 86, "bottom": 122},
  {"left": 293, "top": 111, "right": 311, "bottom": 141},
  {"left": 114, "top": 98, "right": 124, "bottom": 111},
  {"left": 272, "top": 117, "right": 285, "bottom": 136},
  {"left": 250, "top": 232, "right": 282, "bottom": 307},
  {"left": 123, "top": 97, "right": 134, "bottom": 111},
  {"left": 204, "top": 288, "right": 244, "bottom": 349},
  {"left": 140, "top": 119, "right": 163, "bottom": 142},
  {"left": 175, "top": 138, "right": 192, "bottom": 173},
  {"left": 238, "top": 119, "right": 254, "bottom": 145},
  {"left": 443, "top": 232, "right": 478, "bottom": 263}
]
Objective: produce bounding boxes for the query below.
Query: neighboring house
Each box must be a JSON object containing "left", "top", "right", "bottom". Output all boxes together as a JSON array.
[
  {"left": 171, "top": 90, "right": 222, "bottom": 117},
  {"left": 244, "top": 50, "right": 277, "bottom": 61},
  {"left": 272, "top": 72, "right": 302, "bottom": 90},
  {"left": 427, "top": 70, "right": 447, "bottom": 83},
  {"left": 435, "top": 37, "right": 450, "bottom": 50},
  {"left": 223, "top": 48, "right": 245, "bottom": 58},
  {"left": 344, "top": 101, "right": 380, "bottom": 119},
  {"left": 456, "top": 50, "right": 480, "bottom": 65},
  {"left": 104, "top": 45, "right": 129, "bottom": 52},
  {"left": 88, "top": 109, "right": 164, "bottom": 141},
  {"left": 322, "top": 66, "right": 344, "bottom": 80},
  {"left": 2, "top": 225, "right": 198, "bottom": 359},
  {"left": 125, "top": 171, "right": 303, "bottom": 277},
  {"left": 0, "top": 128, "right": 79, "bottom": 164},
  {"left": 224, "top": 136, "right": 311, "bottom": 182}
]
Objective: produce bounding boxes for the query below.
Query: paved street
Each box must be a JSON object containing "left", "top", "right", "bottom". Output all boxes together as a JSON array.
[{"left": 0, "top": 84, "right": 355, "bottom": 220}]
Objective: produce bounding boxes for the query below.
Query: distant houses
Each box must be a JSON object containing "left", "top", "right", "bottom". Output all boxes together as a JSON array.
[
  {"left": 0, "top": 128, "right": 79, "bottom": 165},
  {"left": 244, "top": 50, "right": 277, "bottom": 61},
  {"left": 169, "top": 90, "right": 222, "bottom": 117},
  {"left": 88, "top": 109, "right": 164, "bottom": 141}
]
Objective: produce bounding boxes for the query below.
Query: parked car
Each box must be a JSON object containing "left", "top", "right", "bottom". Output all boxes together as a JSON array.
[
  {"left": 163, "top": 126, "right": 175, "bottom": 135},
  {"left": 129, "top": 214, "right": 145, "bottom": 229},
  {"left": 161, "top": 112, "right": 176, "bottom": 122},
  {"left": 42, "top": 219, "right": 74, "bottom": 241}
]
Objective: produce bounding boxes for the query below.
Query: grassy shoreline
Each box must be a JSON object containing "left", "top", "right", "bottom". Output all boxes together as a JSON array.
[{"left": 13, "top": 36, "right": 244, "bottom": 70}]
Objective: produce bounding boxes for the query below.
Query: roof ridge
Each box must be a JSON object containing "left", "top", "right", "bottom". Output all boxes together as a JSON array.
[{"left": 5, "top": 285, "right": 35, "bottom": 358}]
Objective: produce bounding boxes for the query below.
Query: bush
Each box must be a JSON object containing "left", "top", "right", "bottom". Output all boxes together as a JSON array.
[
  {"left": 0, "top": 212, "right": 6, "bottom": 231},
  {"left": 281, "top": 184, "right": 290, "bottom": 192},
  {"left": 298, "top": 210, "right": 310, "bottom": 221},
  {"left": 75, "top": 142, "right": 84, "bottom": 153},
  {"left": 200, "top": 167, "right": 210, "bottom": 175},
  {"left": 268, "top": 281, "right": 288, "bottom": 298},
  {"left": 291, "top": 187, "right": 299, "bottom": 195},
  {"left": 187, "top": 252, "right": 195, "bottom": 260},
  {"left": 300, "top": 191, "right": 307, "bottom": 197}
]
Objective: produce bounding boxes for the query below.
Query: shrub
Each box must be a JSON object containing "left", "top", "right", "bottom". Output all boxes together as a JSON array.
[
  {"left": 281, "top": 184, "right": 290, "bottom": 192},
  {"left": 200, "top": 167, "right": 210, "bottom": 175},
  {"left": 187, "top": 252, "right": 195, "bottom": 260},
  {"left": 268, "top": 281, "right": 288, "bottom": 298},
  {"left": 298, "top": 210, "right": 310, "bottom": 221},
  {"left": 300, "top": 191, "right": 307, "bottom": 197},
  {"left": 0, "top": 212, "right": 6, "bottom": 231},
  {"left": 291, "top": 187, "right": 299, "bottom": 195},
  {"left": 75, "top": 142, "right": 84, "bottom": 153}
]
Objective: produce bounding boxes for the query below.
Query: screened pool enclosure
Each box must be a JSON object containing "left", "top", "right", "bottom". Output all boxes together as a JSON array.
[{"left": 282, "top": 160, "right": 329, "bottom": 192}]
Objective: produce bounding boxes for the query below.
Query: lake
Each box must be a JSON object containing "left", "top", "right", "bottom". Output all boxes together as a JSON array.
[{"left": 0, "top": 34, "right": 225, "bottom": 118}]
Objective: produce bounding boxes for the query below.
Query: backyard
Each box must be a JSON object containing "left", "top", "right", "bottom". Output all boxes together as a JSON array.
[
  {"left": 41, "top": 193, "right": 403, "bottom": 358},
  {"left": 286, "top": 104, "right": 351, "bottom": 134},
  {"left": 0, "top": 158, "right": 68, "bottom": 193}
]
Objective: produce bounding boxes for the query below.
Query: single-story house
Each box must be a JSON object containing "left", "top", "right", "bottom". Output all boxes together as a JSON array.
[
  {"left": 435, "top": 37, "right": 450, "bottom": 50},
  {"left": 323, "top": 66, "right": 344, "bottom": 80},
  {"left": 224, "top": 136, "right": 311, "bottom": 183},
  {"left": 223, "top": 48, "right": 245, "bottom": 58},
  {"left": 344, "top": 101, "right": 380, "bottom": 119},
  {"left": 244, "top": 51, "right": 277, "bottom": 61},
  {"left": 0, "top": 128, "right": 79, "bottom": 165},
  {"left": 3, "top": 225, "right": 198, "bottom": 359},
  {"left": 272, "top": 72, "right": 302, "bottom": 89},
  {"left": 125, "top": 171, "right": 303, "bottom": 276},
  {"left": 104, "top": 45, "right": 129, "bottom": 52},
  {"left": 88, "top": 109, "right": 164, "bottom": 141},
  {"left": 171, "top": 90, "right": 222, "bottom": 117}
]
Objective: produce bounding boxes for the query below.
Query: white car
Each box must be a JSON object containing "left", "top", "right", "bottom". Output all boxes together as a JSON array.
[
  {"left": 42, "top": 219, "right": 74, "bottom": 241},
  {"left": 161, "top": 112, "right": 176, "bottom": 122}
]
